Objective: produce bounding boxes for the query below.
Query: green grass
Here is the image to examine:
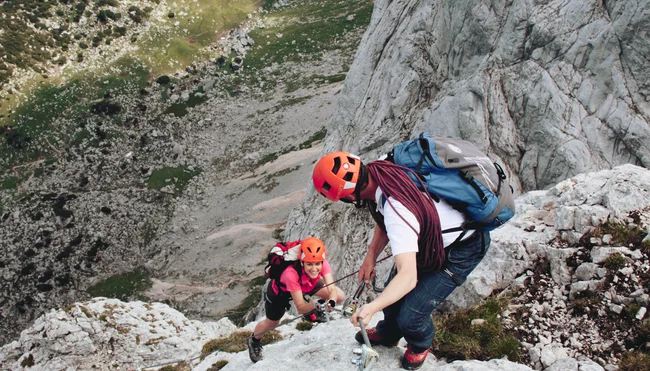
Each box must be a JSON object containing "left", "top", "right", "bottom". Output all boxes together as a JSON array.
[
  {"left": 164, "top": 87, "right": 209, "bottom": 117},
  {"left": 603, "top": 253, "right": 627, "bottom": 271},
  {"left": 86, "top": 267, "right": 152, "bottom": 301},
  {"left": 256, "top": 127, "right": 326, "bottom": 166},
  {"left": 296, "top": 320, "right": 314, "bottom": 331},
  {"left": 207, "top": 360, "right": 229, "bottom": 371},
  {"left": 0, "top": 58, "right": 151, "bottom": 182},
  {"left": 285, "top": 73, "right": 347, "bottom": 93},
  {"left": 0, "top": 176, "right": 19, "bottom": 190},
  {"left": 222, "top": 275, "right": 268, "bottom": 326},
  {"left": 212, "top": 0, "right": 371, "bottom": 95},
  {"left": 146, "top": 165, "right": 203, "bottom": 195},
  {"left": 159, "top": 362, "right": 191, "bottom": 371},
  {"left": 619, "top": 350, "right": 650, "bottom": 371},
  {"left": 244, "top": 0, "right": 373, "bottom": 70},
  {"left": 590, "top": 215, "right": 648, "bottom": 249},
  {"left": 201, "top": 329, "right": 282, "bottom": 358},
  {"left": 134, "top": 0, "right": 263, "bottom": 74},
  {"left": 432, "top": 297, "right": 522, "bottom": 362}
]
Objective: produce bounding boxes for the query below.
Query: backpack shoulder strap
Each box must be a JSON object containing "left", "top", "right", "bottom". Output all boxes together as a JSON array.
[{"left": 278, "top": 262, "right": 302, "bottom": 293}]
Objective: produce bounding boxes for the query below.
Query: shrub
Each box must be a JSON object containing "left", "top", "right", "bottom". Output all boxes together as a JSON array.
[
  {"left": 156, "top": 75, "right": 171, "bottom": 85},
  {"left": 603, "top": 253, "right": 626, "bottom": 271},
  {"left": 432, "top": 297, "right": 521, "bottom": 362},
  {"left": 619, "top": 350, "right": 650, "bottom": 371},
  {"left": 200, "top": 330, "right": 282, "bottom": 358},
  {"left": 5, "top": 129, "right": 32, "bottom": 149},
  {"left": 159, "top": 362, "right": 190, "bottom": 371},
  {"left": 20, "top": 354, "right": 35, "bottom": 367},
  {"left": 592, "top": 217, "right": 647, "bottom": 248},
  {"left": 570, "top": 289, "right": 601, "bottom": 316},
  {"left": 97, "top": 10, "right": 109, "bottom": 23},
  {"left": 128, "top": 6, "right": 145, "bottom": 23},
  {"left": 638, "top": 319, "right": 650, "bottom": 344},
  {"left": 206, "top": 360, "right": 228, "bottom": 371},
  {"left": 625, "top": 304, "right": 642, "bottom": 321},
  {"left": 296, "top": 320, "right": 313, "bottom": 331},
  {"left": 97, "top": 0, "right": 119, "bottom": 7},
  {"left": 90, "top": 100, "right": 121, "bottom": 115}
]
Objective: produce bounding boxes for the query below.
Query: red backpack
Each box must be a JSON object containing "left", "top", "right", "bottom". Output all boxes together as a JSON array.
[{"left": 265, "top": 240, "right": 302, "bottom": 291}]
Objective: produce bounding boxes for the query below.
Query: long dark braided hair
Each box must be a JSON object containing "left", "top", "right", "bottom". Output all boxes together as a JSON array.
[{"left": 366, "top": 160, "right": 445, "bottom": 272}]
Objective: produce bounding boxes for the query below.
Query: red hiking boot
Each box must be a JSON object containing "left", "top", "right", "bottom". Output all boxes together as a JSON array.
[
  {"left": 354, "top": 327, "right": 399, "bottom": 347},
  {"left": 401, "top": 345, "right": 429, "bottom": 370}
]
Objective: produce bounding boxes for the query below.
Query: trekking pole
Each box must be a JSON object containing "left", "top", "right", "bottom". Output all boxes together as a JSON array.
[{"left": 351, "top": 320, "right": 379, "bottom": 370}]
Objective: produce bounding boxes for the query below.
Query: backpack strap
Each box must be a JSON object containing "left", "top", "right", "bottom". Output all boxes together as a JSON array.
[
  {"left": 494, "top": 162, "right": 506, "bottom": 195},
  {"left": 460, "top": 172, "right": 488, "bottom": 203},
  {"left": 417, "top": 133, "right": 436, "bottom": 172},
  {"left": 367, "top": 200, "right": 386, "bottom": 232},
  {"left": 275, "top": 261, "right": 302, "bottom": 295}
]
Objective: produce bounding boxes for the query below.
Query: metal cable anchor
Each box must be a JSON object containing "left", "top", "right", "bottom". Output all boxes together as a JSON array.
[{"left": 351, "top": 321, "right": 379, "bottom": 370}]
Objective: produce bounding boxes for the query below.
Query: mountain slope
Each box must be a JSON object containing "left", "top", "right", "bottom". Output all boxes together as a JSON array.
[{"left": 1, "top": 165, "right": 648, "bottom": 370}]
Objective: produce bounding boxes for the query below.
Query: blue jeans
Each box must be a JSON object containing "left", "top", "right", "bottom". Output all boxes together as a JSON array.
[{"left": 376, "top": 230, "right": 491, "bottom": 351}]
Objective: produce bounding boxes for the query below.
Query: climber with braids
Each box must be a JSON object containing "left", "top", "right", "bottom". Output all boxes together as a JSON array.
[{"left": 311, "top": 152, "right": 491, "bottom": 370}]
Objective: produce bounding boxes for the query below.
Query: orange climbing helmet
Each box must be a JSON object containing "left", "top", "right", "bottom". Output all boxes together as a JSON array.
[
  {"left": 300, "top": 237, "right": 327, "bottom": 262},
  {"left": 312, "top": 152, "right": 364, "bottom": 202}
]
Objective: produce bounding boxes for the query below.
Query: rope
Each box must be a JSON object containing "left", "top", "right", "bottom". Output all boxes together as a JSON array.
[
  {"left": 321, "top": 254, "right": 392, "bottom": 289},
  {"left": 137, "top": 254, "right": 393, "bottom": 370},
  {"left": 367, "top": 161, "right": 445, "bottom": 272}
]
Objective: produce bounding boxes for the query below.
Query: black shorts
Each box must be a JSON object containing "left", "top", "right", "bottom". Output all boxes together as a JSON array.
[{"left": 264, "top": 279, "right": 325, "bottom": 321}]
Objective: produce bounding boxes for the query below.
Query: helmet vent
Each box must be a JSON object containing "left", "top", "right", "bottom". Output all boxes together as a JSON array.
[
  {"left": 343, "top": 172, "right": 354, "bottom": 181},
  {"left": 347, "top": 156, "right": 356, "bottom": 165},
  {"left": 322, "top": 182, "right": 331, "bottom": 192},
  {"left": 332, "top": 157, "right": 341, "bottom": 173}
]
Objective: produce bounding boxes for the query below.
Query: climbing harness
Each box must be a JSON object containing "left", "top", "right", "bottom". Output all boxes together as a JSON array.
[{"left": 351, "top": 320, "right": 379, "bottom": 370}]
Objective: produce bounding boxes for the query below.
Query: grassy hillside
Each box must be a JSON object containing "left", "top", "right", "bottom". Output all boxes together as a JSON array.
[
  {"left": 0, "top": 0, "right": 372, "bottom": 199},
  {"left": 0, "top": 0, "right": 262, "bottom": 120}
]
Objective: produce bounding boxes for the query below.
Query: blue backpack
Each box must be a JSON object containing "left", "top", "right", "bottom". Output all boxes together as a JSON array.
[{"left": 390, "top": 132, "right": 515, "bottom": 231}]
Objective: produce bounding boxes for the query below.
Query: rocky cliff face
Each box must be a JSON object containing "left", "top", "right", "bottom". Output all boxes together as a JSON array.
[
  {"left": 285, "top": 0, "right": 650, "bottom": 298},
  {"left": 323, "top": 0, "right": 649, "bottom": 189},
  {"left": 1, "top": 165, "right": 648, "bottom": 370}
]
